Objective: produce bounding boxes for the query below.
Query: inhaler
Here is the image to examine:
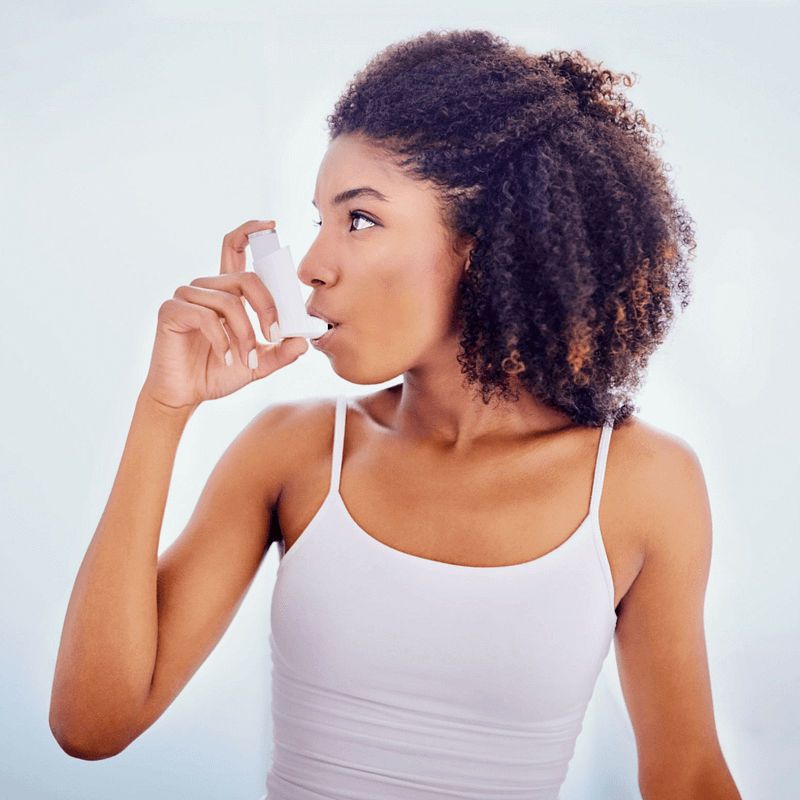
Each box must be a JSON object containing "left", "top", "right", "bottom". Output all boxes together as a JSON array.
[{"left": 247, "top": 229, "right": 328, "bottom": 341}]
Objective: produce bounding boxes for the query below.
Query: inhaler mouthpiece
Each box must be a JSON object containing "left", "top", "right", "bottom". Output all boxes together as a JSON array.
[{"left": 248, "top": 229, "right": 328, "bottom": 341}]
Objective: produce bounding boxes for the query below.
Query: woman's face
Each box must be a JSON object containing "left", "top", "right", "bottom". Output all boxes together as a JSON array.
[{"left": 299, "top": 134, "right": 470, "bottom": 385}]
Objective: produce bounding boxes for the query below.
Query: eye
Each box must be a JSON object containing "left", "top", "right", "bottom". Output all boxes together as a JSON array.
[
  {"left": 312, "top": 218, "right": 322, "bottom": 228},
  {"left": 349, "top": 212, "right": 376, "bottom": 232}
]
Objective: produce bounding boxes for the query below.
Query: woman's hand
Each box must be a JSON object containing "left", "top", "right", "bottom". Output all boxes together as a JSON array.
[{"left": 141, "top": 220, "right": 308, "bottom": 412}]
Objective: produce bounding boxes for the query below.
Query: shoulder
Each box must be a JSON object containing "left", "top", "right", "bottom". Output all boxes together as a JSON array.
[
  {"left": 605, "top": 417, "right": 712, "bottom": 599},
  {"left": 609, "top": 416, "right": 707, "bottom": 507},
  {"left": 174, "top": 398, "right": 343, "bottom": 520},
  {"left": 234, "top": 396, "right": 340, "bottom": 481},
  {"left": 231, "top": 388, "right": 398, "bottom": 494},
  {"left": 245, "top": 396, "right": 339, "bottom": 442}
]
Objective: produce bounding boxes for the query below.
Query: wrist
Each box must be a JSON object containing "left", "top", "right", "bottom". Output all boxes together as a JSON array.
[{"left": 135, "top": 389, "right": 198, "bottom": 429}]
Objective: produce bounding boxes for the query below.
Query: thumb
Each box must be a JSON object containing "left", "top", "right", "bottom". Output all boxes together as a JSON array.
[{"left": 255, "top": 336, "right": 309, "bottom": 377}]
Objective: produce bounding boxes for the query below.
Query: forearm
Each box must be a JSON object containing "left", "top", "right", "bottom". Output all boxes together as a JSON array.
[{"left": 50, "top": 391, "right": 194, "bottom": 758}]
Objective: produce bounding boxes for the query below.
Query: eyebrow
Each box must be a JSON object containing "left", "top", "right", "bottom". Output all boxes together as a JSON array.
[{"left": 311, "top": 187, "right": 390, "bottom": 208}]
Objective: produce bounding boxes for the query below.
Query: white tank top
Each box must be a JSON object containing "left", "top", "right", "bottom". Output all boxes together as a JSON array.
[{"left": 265, "top": 396, "right": 616, "bottom": 800}]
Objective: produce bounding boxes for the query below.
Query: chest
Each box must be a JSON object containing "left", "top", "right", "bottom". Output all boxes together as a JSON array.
[
  {"left": 340, "top": 434, "right": 600, "bottom": 569},
  {"left": 281, "top": 421, "right": 601, "bottom": 566},
  {"left": 278, "top": 413, "right": 645, "bottom": 609}
]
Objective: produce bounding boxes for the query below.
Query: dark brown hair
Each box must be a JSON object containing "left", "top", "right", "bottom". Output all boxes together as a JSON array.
[{"left": 328, "top": 30, "right": 694, "bottom": 426}]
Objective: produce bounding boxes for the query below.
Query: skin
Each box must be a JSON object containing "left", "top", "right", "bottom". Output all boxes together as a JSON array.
[{"left": 51, "top": 135, "right": 740, "bottom": 798}]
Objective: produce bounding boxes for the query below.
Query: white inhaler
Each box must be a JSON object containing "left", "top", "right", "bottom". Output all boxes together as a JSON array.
[{"left": 247, "top": 228, "right": 328, "bottom": 341}]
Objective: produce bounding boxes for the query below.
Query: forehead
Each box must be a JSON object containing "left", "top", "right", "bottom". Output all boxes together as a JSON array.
[
  {"left": 317, "top": 135, "right": 396, "bottom": 180},
  {"left": 313, "top": 135, "right": 439, "bottom": 212}
]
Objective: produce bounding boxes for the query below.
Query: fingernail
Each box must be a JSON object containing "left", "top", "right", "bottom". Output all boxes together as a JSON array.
[
  {"left": 224, "top": 349, "right": 232, "bottom": 366},
  {"left": 248, "top": 349, "right": 258, "bottom": 369}
]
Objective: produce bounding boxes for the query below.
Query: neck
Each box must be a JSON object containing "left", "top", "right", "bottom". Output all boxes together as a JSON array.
[{"left": 391, "top": 339, "right": 574, "bottom": 449}]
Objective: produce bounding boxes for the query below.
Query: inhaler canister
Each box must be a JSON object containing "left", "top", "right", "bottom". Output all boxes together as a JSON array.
[{"left": 247, "top": 229, "right": 328, "bottom": 341}]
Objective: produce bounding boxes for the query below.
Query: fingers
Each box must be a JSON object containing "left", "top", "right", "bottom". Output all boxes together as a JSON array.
[
  {"left": 163, "top": 220, "right": 309, "bottom": 383},
  {"left": 158, "top": 297, "right": 233, "bottom": 367},
  {"left": 220, "top": 220, "right": 275, "bottom": 275},
  {"left": 187, "top": 270, "right": 277, "bottom": 344},
  {"left": 172, "top": 285, "right": 251, "bottom": 366},
  {"left": 175, "top": 276, "right": 274, "bottom": 366},
  {"left": 255, "top": 336, "right": 309, "bottom": 376}
]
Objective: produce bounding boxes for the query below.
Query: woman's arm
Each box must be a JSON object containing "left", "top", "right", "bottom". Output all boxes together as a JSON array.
[
  {"left": 50, "top": 396, "right": 295, "bottom": 759},
  {"left": 613, "top": 431, "right": 741, "bottom": 799},
  {"left": 50, "top": 393, "right": 190, "bottom": 758},
  {"left": 49, "top": 220, "right": 307, "bottom": 759}
]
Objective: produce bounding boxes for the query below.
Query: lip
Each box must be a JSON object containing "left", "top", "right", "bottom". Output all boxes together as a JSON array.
[
  {"left": 306, "top": 307, "right": 337, "bottom": 327},
  {"left": 306, "top": 307, "right": 339, "bottom": 348},
  {"left": 310, "top": 325, "right": 337, "bottom": 349}
]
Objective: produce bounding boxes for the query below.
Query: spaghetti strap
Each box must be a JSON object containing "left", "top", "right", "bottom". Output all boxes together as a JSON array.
[
  {"left": 589, "top": 424, "right": 613, "bottom": 518},
  {"left": 330, "top": 396, "right": 347, "bottom": 492}
]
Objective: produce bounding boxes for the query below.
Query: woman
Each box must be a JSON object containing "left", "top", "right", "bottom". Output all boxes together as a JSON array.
[{"left": 50, "top": 30, "right": 741, "bottom": 799}]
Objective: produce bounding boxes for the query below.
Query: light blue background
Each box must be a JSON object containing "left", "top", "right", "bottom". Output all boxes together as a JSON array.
[{"left": 2, "top": 1, "right": 798, "bottom": 798}]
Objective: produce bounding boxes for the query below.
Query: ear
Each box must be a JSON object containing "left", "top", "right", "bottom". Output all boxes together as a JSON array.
[{"left": 454, "top": 233, "right": 477, "bottom": 274}]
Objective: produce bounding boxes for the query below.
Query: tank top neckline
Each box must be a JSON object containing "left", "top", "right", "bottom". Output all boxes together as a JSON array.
[{"left": 282, "top": 396, "right": 615, "bottom": 577}]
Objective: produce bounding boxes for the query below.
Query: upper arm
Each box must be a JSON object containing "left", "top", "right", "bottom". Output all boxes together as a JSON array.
[
  {"left": 136, "top": 402, "right": 308, "bottom": 729},
  {"left": 614, "top": 432, "right": 739, "bottom": 797}
]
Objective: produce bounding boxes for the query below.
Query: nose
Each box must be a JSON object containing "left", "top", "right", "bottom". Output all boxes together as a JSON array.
[{"left": 297, "top": 234, "right": 338, "bottom": 289}]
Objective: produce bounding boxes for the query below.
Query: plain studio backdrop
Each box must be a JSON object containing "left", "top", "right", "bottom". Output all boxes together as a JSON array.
[{"left": 1, "top": 1, "right": 798, "bottom": 798}]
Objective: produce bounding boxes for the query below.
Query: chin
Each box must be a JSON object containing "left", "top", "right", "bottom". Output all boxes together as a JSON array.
[{"left": 324, "top": 351, "right": 407, "bottom": 386}]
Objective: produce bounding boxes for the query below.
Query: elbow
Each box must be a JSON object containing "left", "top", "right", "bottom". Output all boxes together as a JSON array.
[
  {"left": 54, "top": 739, "right": 124, "bottom": 761},
  {"left": 49, "top": 705, "right": 132, "bottom": 761},
  {"left": 639, "top": 751, "right": 741, "bottom": 800}
]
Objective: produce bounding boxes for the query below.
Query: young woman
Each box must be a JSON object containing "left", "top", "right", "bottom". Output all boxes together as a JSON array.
[{"left": 50, "top": 30, "right": 741, "bottom": 799}]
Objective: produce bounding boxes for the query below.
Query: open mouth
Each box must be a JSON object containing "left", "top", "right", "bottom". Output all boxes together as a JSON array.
[
  {"left": 306, "top": 308, "right": 338, "bottom": 344},
  {"left": 310, "top": 321, "right": 338, "bottom": 346}
]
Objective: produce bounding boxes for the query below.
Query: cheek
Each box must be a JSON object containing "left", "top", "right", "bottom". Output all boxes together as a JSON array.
[
  {"left": 370, "top": 269, "right": 449, "bottom": 342},
  {"left": 329, "top": 262, "right": 460, "bottom": 384},
  {"left": 348, "top": 228, "right": 464, "bottom": 359},
  {"left": 355, "top": 242, "right": 428, "bottom": 321},
  {"left": 379, "top": 239, "right": 460, "bottom": 317}
]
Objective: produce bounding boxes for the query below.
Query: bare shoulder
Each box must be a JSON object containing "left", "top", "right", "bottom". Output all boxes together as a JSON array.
[
  {"left": 605, "top": 416, "right": 712, "bottom": 585},
  {"left": 616, "top": 414, "right": 706, "bottom": 492},
  {"left": 162, "top": 396, "right": 342, "bottom": 562},
  {"left": 233, "top": 396, "right": 340, "bottom": 490},
  {"left": 245, "top": 395, "right": 338, "bottom": 440},
  {"left": 610, "top": 416, "right": 706, "bottom": 496}
]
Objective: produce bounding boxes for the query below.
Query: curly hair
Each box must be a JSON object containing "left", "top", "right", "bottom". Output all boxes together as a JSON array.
[{"left": 328, "top": 30, "right": 694, "bottom": 426}]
